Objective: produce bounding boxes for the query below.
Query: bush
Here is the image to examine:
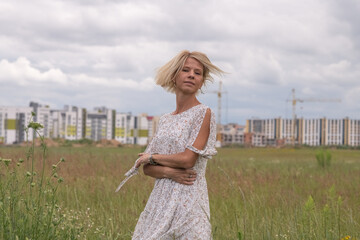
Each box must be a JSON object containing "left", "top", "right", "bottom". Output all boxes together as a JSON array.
[{"left": 315, "top": 150, "right": 332, "bottom": 168}]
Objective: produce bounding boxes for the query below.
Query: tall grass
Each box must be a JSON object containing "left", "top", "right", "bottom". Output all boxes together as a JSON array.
[
  {"left": 0, "top": 114, "right": 92, "bottom": 240},
  {"left": 1, "top": 144, "right": 360, "bottom": 239}
]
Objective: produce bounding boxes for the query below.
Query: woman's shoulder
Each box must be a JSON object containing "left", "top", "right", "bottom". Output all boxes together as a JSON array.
[{"left": 195, "top": 103, "right": 214, "bottom": 115}]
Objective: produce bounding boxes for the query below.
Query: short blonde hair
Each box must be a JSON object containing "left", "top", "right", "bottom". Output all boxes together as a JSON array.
[{"left": 155, "top": 50, "right": 224, "bottom": 93}]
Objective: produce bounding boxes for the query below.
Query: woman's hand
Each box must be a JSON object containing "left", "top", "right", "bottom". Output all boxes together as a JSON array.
[
  {"left": 135, "top": 152, "right": 150, "bottom": 168},
  {"left": 166, "top": 168, "right": 197, "bottom": 185}
]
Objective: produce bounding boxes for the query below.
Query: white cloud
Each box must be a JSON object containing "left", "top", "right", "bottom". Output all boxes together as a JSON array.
[
  {"left": 0, "top": 57, "right": 67, "bottom": 85},
  {"left": 0, "top": 57, "right": 154, "bottom": 91}
]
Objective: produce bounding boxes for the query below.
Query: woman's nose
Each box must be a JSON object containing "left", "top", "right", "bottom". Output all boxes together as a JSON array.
[{"left": 188, "top": 71, "right": 195, "bottom": 79}]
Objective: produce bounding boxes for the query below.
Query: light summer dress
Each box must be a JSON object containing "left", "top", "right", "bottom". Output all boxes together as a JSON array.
[{"left": 132, "top": 104, "right": 217, "bottom": 240}]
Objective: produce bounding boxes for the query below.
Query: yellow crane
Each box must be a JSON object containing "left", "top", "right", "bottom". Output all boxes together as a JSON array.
[{"left": 287, "top": 88, "right": 341, "bottom": 145}]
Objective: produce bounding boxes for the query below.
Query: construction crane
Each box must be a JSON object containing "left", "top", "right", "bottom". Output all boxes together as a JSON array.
[
  {"left": 287, "top": 88, "right": 341, "bottom": 145},
  {"left": 210, "top": 80, "right": 227, "bottom": 147}
]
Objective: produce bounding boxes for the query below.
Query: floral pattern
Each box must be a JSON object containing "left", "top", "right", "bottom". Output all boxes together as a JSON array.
[{"left": 132, "top": 104, "right": 217, "bottom": 240}]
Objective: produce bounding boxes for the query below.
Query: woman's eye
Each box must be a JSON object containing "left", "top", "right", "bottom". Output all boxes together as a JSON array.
[
  {"left": 182, "top": 69, "right": 189, "bottom": 72},
  {"left": 195, "top": 72, "right": 201, "bottom": 75}
]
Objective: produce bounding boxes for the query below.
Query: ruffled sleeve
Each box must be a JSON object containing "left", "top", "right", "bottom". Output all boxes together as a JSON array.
[{"left": 185, "top": 106, "right": 217, "bottom": 159}]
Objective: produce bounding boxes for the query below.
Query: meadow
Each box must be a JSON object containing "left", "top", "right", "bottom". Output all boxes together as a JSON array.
[{"left": 1, "top": 144, "right": 359, "bottom": 240}]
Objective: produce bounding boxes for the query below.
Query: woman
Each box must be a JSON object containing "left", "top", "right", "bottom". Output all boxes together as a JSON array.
[{"left": 133, "top": 50, "right": 224, "bottom": 239}]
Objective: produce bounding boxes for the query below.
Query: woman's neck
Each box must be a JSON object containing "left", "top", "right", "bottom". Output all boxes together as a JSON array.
[{"left": 174, "top": 93, "right": 200, "bottom": 115}]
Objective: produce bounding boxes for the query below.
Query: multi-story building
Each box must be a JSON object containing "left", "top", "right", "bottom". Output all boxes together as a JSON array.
[
  {"left": 344, "top": 118, "right": 360, "bottom": 146},
  {"left": 129, "top": 114, "right": 151, "bottom": 145},
  {"left": 3, "top": 102, "right": 360, "bottom": 147},
  {"left": 221, "top": 123, "right": 245, "bottom": 145},
  {"left": 322, "top": 118, "right": 343, "bottom": 146},
  {"left": 0, "top": 103, "right": 161, "bottom": 146},
  {"left": 246, "top": 117, "right": 360, "bottom": 147},
  {"left": 246, "top": 118, "right": 279, "bottom": 146},
  {"left": 300, "top": 118, "right": 321, "bottom": 146},
  {"left": 114, "top": 112, "right": 132, "bottom": 144},
  {"left": 29, "top": 102, "right": 51, "bottom": 138},
  {"left": 85, "top": 107, "right": 113, "bottom": 142},
  {"left": 0, "top": 106, "right": 34, "bottom": 144},
  {"left": 278, "top": 118, "right": 296, "bottom": 145},
  {"left": 50, "top": 105, "right": 86, "bottom": 140}
]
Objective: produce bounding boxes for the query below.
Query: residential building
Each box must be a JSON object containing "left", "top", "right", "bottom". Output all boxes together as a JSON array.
[
  {"left": 300, "top": 118, "right": 321, "bottom": 146},
  {"left": 344, "top": 118, "right": 360, "bottom": 146},
  {"left": 49, "top": 105, "right": 86, "bottom": 140},
  {"left": 221, "top": 123, "right": 245, "bottom": 145},
  {"left": 85, "top": 107, "right": 114, "bottom": 142},
  {"left": 114, "top": 112, "right": 132, "bottom": 144},
  {"left": 0, "top": 106, "right": 34, "bottom": 144},
  {"left": 246, "top": 117, "right": 360, "bottom": 147}
]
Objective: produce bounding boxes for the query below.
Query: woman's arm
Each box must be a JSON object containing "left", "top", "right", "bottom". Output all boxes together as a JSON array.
[
  {"left": 143, "top": 164, "right": 197, "bottom": 185},
  {"left": 136, "top": 109, "right": 211, "bottom": 169}
]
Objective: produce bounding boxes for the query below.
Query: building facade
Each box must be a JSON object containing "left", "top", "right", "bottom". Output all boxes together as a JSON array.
[
  {"left": 0, "top": 106, "right": 34, "bottom": 144},
  {"left": 0, "top": 103, "right": 159, "bottom": 146},
  {"left": 246, "top": 117, "right": 360, "bottom": 147}
]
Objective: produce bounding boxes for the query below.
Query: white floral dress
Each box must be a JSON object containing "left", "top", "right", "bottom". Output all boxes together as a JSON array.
[{"left": 132, "top": 104, "right": 217, "bottom": 240}]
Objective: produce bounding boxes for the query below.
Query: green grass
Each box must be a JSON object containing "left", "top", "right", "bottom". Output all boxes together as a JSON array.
[{"left": 1, "top": 146, "right": 360, "bottom": 239}]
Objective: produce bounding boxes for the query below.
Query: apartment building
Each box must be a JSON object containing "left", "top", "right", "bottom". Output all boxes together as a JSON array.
[
  {"left": 85, "top": 107, "right": 113, "bottom": 142},
  {"left": 129, "top": 114, "right": 151, "bottom": 145},
  {"left": 322, "top": 118, "right": 343, "bottom": 146},
  {"left": 0, "top": 106, "right": 34, "bottom": 144},
  {"left": 246, "top": 117, "right": 360, "bottom": 147},
  {"left": 49, "top": 105, "right": 86, "bottom": 140},
  {"left": 344, "top": 118, "right": 360, "bottom": 146},
  {"left": 221, "top": 123, "right": 245, "bottom": 145},
  {"left": 300, "top": 118, "right": 321, "bottom": 146},
  {"left": 1, "top": 103, "right": 159, "bottom": 146},
  {"left": 278, "top": 118, "right": 296, "bottom": 145},
  {"left": 114, "top": 112, "right": 132, "bottom": 144},
  {"left": 246, "top": 118, "right": 280, "bottom": 146}
]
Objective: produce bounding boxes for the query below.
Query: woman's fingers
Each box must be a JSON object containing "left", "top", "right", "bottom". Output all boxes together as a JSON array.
[
  {"left": 135, "top": 154, "right": 150, "bottom": 168},
  {"left": 167, "top": 168, "right": 198, "bottom": 185},
  {"left": 135, "top": 159, "right": 142, "bottom": 168},
  {"left": 175, "top": 170, "right": 197, "bottom": 185}
]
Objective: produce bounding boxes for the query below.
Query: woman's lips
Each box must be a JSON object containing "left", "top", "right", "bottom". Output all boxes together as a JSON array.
[{"left": 184, "top": 81, "right": 195, "bottom": 85}]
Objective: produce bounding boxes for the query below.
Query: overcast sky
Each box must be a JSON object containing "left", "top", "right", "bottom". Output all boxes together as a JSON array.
[{"left": 0, "top": 0, "right": 359, "bottom": 124}]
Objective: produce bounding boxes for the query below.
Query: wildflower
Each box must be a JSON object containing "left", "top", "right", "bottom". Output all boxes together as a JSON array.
[
  {"left": 3, "top": 158, "right": 11, "bottom": 166},
  {"left": 27, "top": 122, "right": 43, "bottom": 130},
  {"left": 341, "top": 236, "right": 351, "bottom": 240},
  {"left": 58, "top": 177, "right": 64, "bottom": 183},
  {"left": 53, "top": 173, "right": 58, "bottom": 178},
  {"left": 31, "top": 182, "right": 36, "bottom": 187},
  {"left": 19, "top": 158, "right": 24, "bottom": 163},
  {"left": 52, "top": 164, "right": 57, "bottom": 170},
  {"left": 26, "top": 171, "right": 31, "bottom": 177},
  {"left": 60, "top": 157, "right": 65, "bottom": 162}
]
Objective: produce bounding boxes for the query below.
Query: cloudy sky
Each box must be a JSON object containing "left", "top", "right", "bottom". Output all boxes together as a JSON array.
[{"left": 0, "top": 0, "right": 359, "bottom": 124}]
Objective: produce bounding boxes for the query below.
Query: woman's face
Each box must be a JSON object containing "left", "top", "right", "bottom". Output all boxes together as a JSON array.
[{"left": 174, "top": 57, "right": 204, "bottom": 95}]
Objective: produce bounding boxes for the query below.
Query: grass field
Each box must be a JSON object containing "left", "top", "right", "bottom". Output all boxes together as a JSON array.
[{"left": 1, "top": 145, "right": 359, "bottom": 239}]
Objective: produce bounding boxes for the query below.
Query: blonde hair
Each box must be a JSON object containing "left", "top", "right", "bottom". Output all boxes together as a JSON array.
[{"left": 155, "top": 50, "right": 224, "bottom": 93}]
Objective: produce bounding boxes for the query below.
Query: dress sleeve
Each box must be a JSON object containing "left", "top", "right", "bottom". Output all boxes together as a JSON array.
[{"left": 185, "top": 107, "right": 217, "bottom": 159}]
